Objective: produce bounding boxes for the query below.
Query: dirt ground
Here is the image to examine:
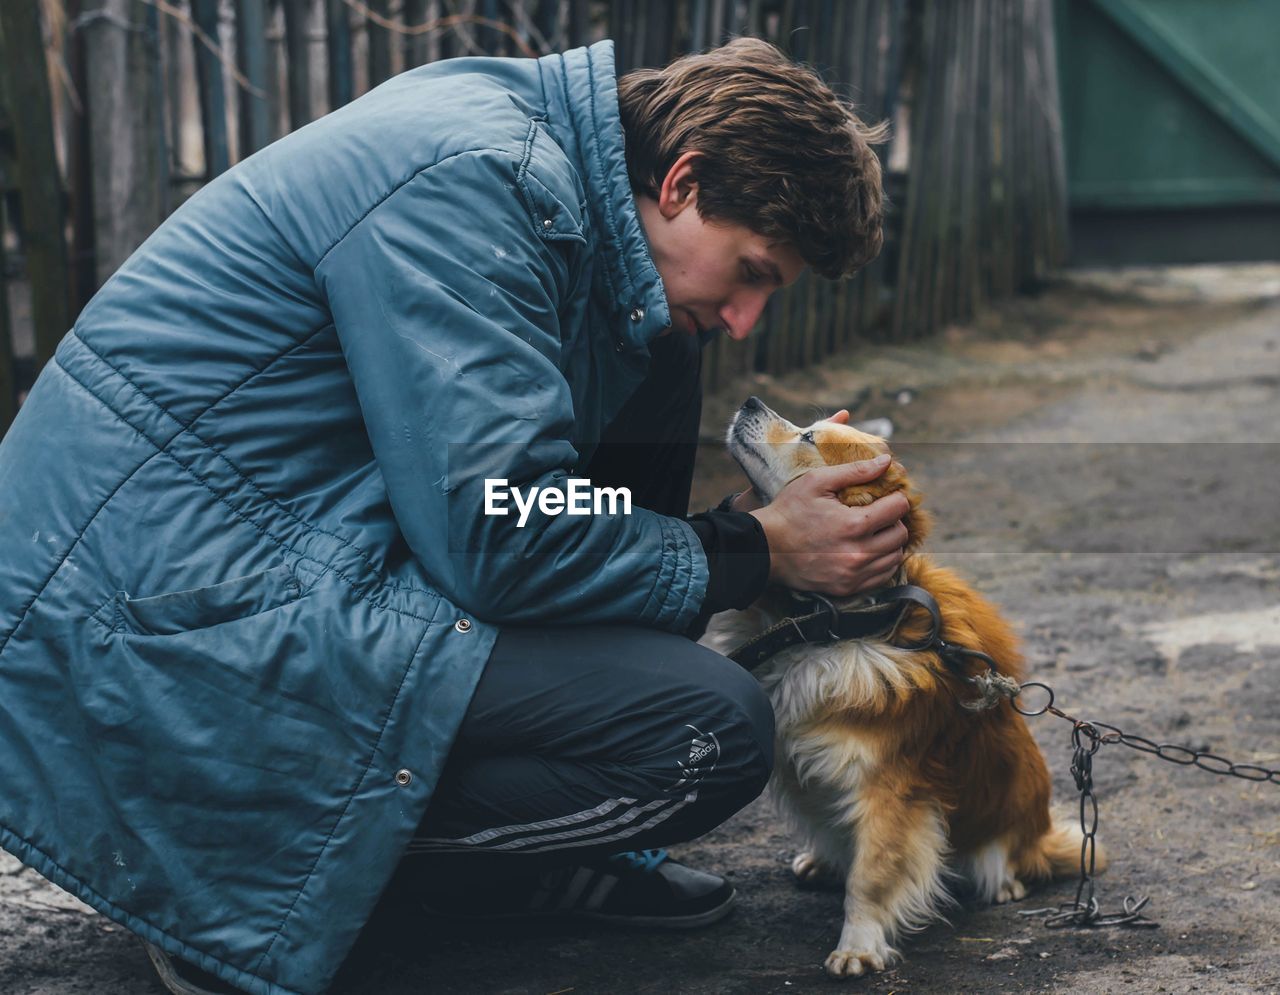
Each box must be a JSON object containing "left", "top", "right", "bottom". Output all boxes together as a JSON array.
[{"left": 2, "top": 265, "right": 1278, "bottom": 994}]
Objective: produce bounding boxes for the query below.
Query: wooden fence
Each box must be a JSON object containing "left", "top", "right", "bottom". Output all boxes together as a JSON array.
[{"left": 0, "top": 0, "right": 1066, "bottom": 433}]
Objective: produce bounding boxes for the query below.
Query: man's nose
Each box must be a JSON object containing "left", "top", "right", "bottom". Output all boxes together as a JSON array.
[{"left": 719, "top": 293, "right": 770, "bottom": 341}]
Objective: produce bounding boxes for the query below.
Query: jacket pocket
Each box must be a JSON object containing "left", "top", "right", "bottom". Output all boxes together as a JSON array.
[{"left": 109, "top": 564, "right": 305, "bottom": 636}]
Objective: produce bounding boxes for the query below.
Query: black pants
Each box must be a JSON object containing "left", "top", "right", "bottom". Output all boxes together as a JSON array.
[{"left": 404, "top": 333, "right": 773, "bottom": 868}]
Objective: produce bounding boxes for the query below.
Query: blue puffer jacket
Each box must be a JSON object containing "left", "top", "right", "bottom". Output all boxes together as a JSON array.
[{"left": 0, "top": 41, "right": 708, "bottom": 995}]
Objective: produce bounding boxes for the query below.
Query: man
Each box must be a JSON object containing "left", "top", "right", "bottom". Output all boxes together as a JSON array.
[{"left": 0, "top": 37, "right": 907, "bottom": 995}]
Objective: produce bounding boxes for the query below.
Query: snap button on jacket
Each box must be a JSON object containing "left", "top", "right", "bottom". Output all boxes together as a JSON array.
[{"left": 0, "top": 41, "right": 708, "bottom": 995}]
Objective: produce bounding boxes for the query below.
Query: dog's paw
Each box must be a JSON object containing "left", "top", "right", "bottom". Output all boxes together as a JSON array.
[
  {"left": 791, "top": 851, "right": 843, "bottom": 891},
  {"left": 994, "top": 877, "right": 1028, "bottom": 904},
  {"left": 824, "top": 920, "right": 895, "bottom": 978},
  {"left": 824, "top": 948, "right": 887, "bottom": 978}
]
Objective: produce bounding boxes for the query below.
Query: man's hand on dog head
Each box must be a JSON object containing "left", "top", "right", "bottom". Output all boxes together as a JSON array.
[{"left": 747, "top": 427, "right": 910, "bottom": 598}]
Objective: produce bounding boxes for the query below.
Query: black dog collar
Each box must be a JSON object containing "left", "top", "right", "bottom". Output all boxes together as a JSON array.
[{"left": 729, "top": 591, "right": 912, "bottom": 671}]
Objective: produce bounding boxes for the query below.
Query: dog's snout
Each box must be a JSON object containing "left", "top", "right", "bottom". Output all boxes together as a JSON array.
[{"left": 737, "top": 396, "right": 778, "bottom": 427}]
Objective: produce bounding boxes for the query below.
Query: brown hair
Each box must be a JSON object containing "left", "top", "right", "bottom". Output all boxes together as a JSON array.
[{"left": 616, "top": 37, "right": 888, "bottom": 279}]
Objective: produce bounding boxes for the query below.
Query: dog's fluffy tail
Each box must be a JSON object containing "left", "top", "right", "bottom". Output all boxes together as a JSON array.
[{"left": 1029, "top": 819, "right": 1108, "bottom": 879}]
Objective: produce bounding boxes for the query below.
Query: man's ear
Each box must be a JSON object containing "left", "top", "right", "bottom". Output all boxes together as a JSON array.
[{"left": 657, "top": 150, "right": 703, "bottom": 220}]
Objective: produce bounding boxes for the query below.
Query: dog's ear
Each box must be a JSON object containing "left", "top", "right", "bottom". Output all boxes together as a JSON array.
[{"left": 901, "top": 495, "right": 932, "bottom": 553}]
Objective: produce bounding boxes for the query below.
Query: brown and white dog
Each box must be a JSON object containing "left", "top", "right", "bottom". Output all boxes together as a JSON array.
[{"left": 702, "top": 398, "right": 1102, "bottom": 978}]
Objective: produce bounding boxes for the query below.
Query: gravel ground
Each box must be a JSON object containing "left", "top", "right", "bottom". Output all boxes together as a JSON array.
[{"left": 3, "top": 265, "right": 1278, "bottom": 994}]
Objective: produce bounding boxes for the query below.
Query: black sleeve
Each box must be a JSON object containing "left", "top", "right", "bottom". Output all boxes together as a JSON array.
[{"left": 681, "top": 501, "right": 771, "bottom": 641}]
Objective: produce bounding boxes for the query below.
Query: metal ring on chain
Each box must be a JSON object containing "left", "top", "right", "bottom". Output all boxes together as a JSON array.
[
  {"left": 1072, "top": 722, "right": 1102, "bottom": 755},
  {"left": 1013, "top": 680, "right": 1054, "bottom": 716}
]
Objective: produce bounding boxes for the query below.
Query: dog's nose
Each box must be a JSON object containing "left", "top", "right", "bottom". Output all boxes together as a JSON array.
[{"left": 742, "top": 396, "right": 765, "bottom": 412}]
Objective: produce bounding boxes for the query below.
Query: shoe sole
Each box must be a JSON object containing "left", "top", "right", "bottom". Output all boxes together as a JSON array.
[
  {"left": 574, "top": 888, "right": 737, "bottom": 929},
  {"left": 416, "top": 887, "right": 736, "bottom": 930}
]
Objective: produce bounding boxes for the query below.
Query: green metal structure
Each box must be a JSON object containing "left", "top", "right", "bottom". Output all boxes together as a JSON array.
[{"left": 1056, "top": 0, "right": 1280, "bottom": 264}]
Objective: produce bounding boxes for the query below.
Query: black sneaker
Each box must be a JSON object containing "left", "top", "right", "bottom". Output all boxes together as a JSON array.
[
  {"left": 417, "top": 848, "right": 736, "bottom": 929},
  {"left": 143, "top": 941, "right": 244, "bottom": 995}
]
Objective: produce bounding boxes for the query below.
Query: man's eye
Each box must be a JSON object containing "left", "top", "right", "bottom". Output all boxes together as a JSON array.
[
  {"left": 800, "top": 431, "right": 815, "bottom": 444},
  {"left": 743, "top": 265, "right": 761, "bottom": 284}
]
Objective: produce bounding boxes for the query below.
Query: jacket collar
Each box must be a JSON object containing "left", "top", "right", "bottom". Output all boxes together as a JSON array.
[{"left": 537, "top": 41, "right": 672, "bottom": 354}]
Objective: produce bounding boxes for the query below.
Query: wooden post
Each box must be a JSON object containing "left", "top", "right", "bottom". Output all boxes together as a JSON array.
[
  {"left": 861, "top": 0, "right": 902, "bottom": 343},
  {"left": 843, "top": 0, "right": 869, "bottom": 348},
  {"left": 436, "top": 0, "right": 454, "bottom": 60},
  {"left": 142, "top": 0, "right": 171, "bottom": 213},
  {"left": 191, "top": 0, "right": 230, "bottom": 176},
  {"left": 643, "top": 0, "right": 671, "bottom": 64},
  {"left": 80, "top": 0, "right": 166, "bottom": 286},
  {"left": 689, "top": 0, "right": 707, "bottom": 52},
  {"left": 282, "top": 0, "right": 312, "bottom": 127},
  {"left": 813, "top": 0, "right": 835, "bottom": 358},
  {"left": 1011, "top": 0, "right": 1032, "bottom": 286},
  {"left": 970, "top": 0, "right": 991, "bottom": 311},
  {"left": 325, "top": 0, "right": 353, "bottom": 108},
  {"left": 62, "top": 0, "right": 97, "bottom": 313},
  {"left": 928, "top": 0, "right": 958, "bottom": 335},
  {"left": 0, "top": 28, "right": 14, "bottom": 426},
  {"left": 237, "top": 0, "right": 272, "bottom": 154},
  {"left": 0, "top": 198, "right": 15, "bottom": 432},
  {"left": 477, "top": 0, "right": 501, "bottom": 56},
  {"left": 365, "top": 0, "right": 391, "bottom": 86},
  {"left": 1036, "top": 0, "right": 1068, "bottom": 271},
  {"left": 990, "top": 0, "right": 1010, "bottom": 298},
  {"left": 0, "top": 0, "right": 72, "bottom": 365},
  {"left": 534, "top": 0, "right": 559, "bottom": 53},
  {"left": 956, "top": 0, "right": 981, "bottom": 323},
  {"left": 401, "top": 0, "right": 426, "bottom": 68},
  {"left": 569, "top": 0, "right": 592, "bottom": 49},
  {"left": 610, "top": 0, "right": 633, "bottom": 72},
  {"left": 450, "top": 0, "right": 479, "bottom": 60},
  {"left": 708, "top": 0, "right": 726, "bottom": 48},
  {"left": 265, "top": 1, "right": 286, "bottom": 135},
  {"left": 904, "top": 23, "right": 926, "bottom": 339}
]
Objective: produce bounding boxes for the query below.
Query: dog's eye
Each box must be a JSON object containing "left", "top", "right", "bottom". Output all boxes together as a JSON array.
[{"left": 799, "top": 431, "right": 815, "bottom": 444}]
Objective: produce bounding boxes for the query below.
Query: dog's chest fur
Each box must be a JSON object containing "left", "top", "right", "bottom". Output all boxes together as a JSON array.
[{"left": 703, "top": 600, "right": 922, "bottom": 864}]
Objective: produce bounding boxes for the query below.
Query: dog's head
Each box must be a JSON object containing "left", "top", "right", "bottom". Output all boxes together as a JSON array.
[{"left": 727, "top": 396, "right": 931, "bottom": 553}]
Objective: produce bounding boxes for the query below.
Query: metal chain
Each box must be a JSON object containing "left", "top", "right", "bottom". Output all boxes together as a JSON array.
[
  {"left": 1000, "top": 681, "right": 1280, "bottom": 929},
  {"left": 907, "top": 608, "right": 1278, "bottom": 927},
  {"left": 1019, "top": 718, "right": 1158, "bottom": 927},
  {"left": 1013, "top": 681, "right": 1280, "bottom": 784}
]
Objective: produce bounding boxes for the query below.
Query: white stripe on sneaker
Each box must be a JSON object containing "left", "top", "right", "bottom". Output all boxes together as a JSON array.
[
  {"left": 583, "top": 873, "right": 620, "bottom": 911},
  {"left": 555, "top": 867, "right": 598, "bottom": 911}
]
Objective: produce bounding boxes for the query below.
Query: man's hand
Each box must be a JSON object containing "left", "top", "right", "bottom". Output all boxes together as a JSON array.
[{"left": 748, "top": 453, "right": 909, "bottom": 597}]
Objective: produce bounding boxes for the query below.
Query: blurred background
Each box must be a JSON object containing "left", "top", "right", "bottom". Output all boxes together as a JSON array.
[{"left": 1, "top": 0, "right": 1278, "bottom": 434}]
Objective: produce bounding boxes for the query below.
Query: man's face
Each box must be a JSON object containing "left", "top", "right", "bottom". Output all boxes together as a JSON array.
[{"left": 636, "top": 152, "right": 806, "bottom": 341}]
